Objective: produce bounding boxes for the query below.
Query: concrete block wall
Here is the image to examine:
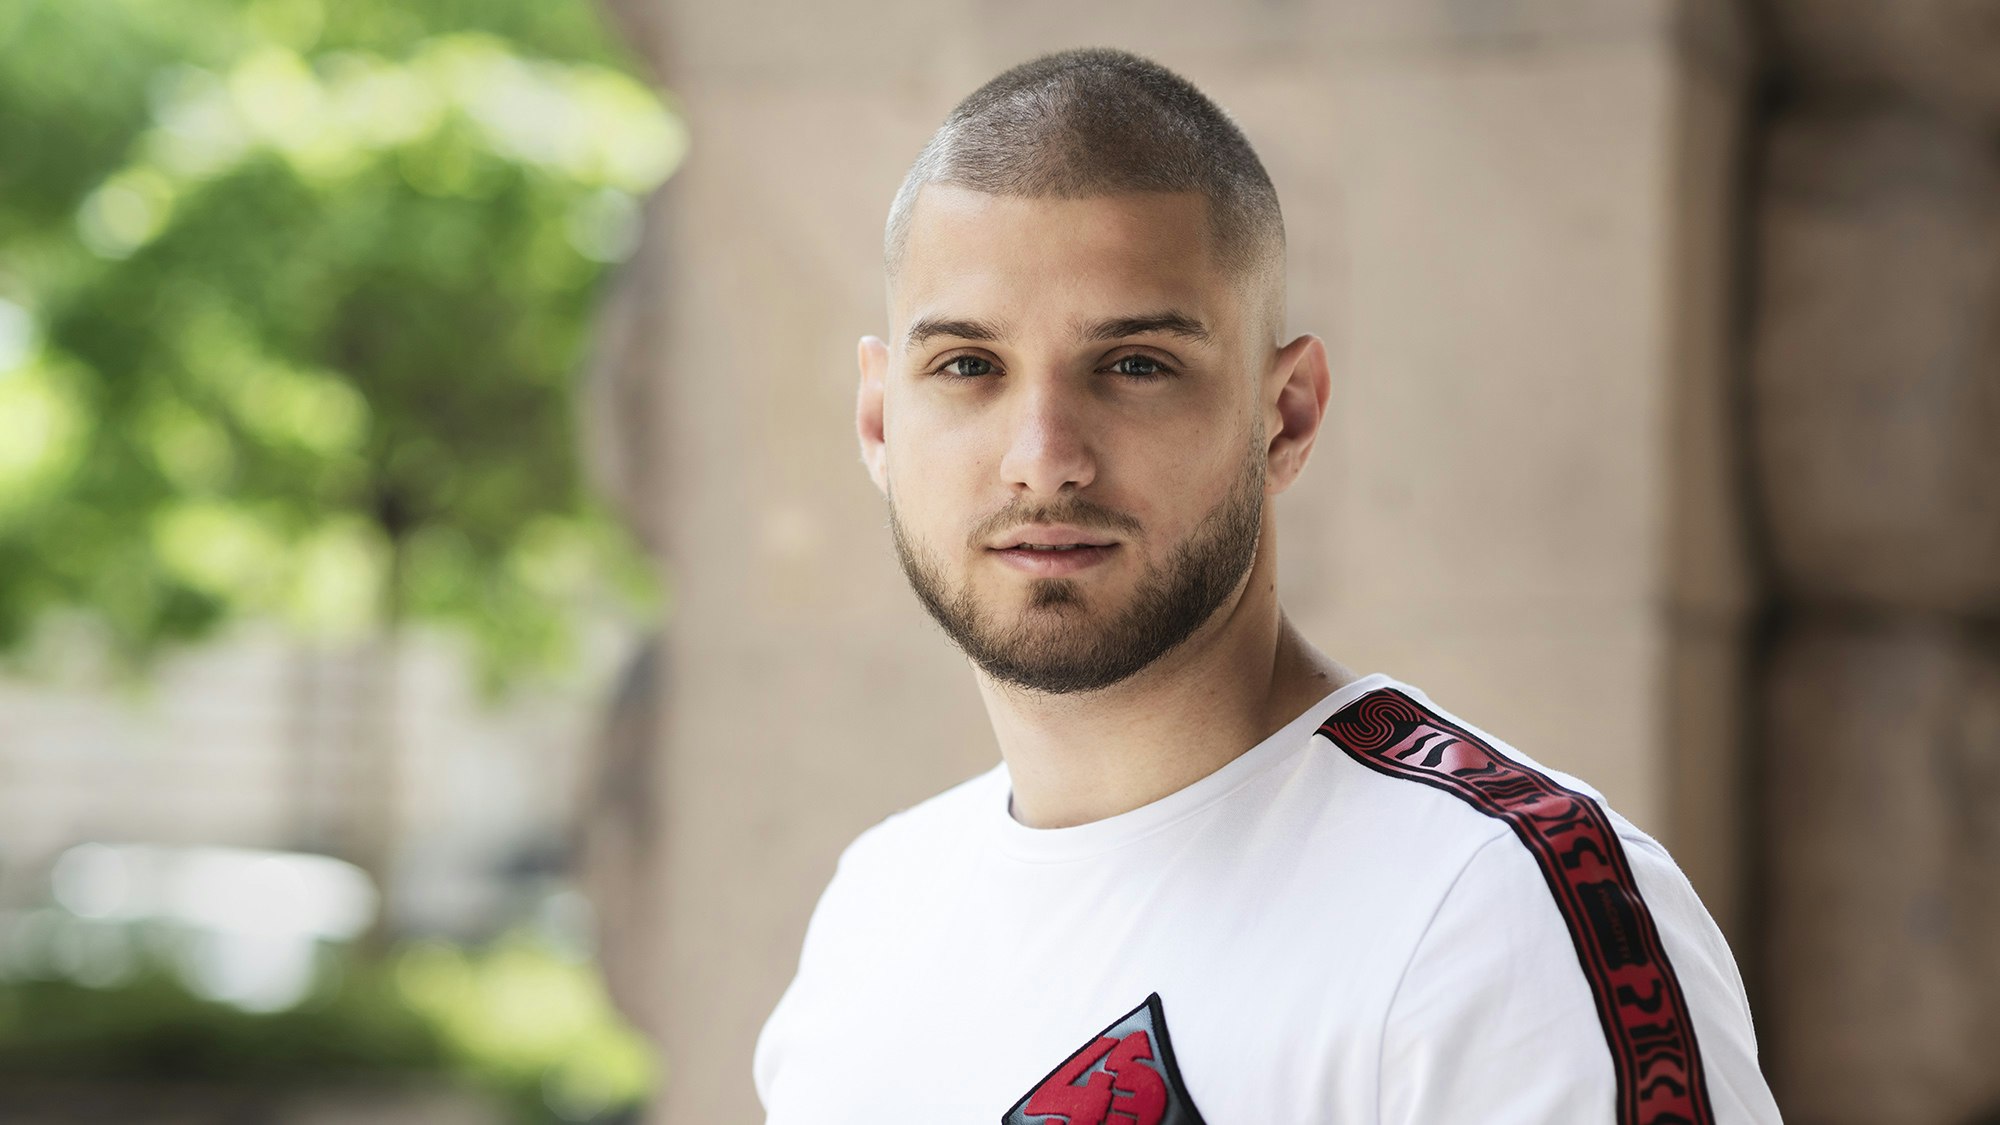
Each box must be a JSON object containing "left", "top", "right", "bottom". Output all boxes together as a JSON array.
[{"left": 1751, "top": 3, "right": 2000, "bottom": 1118}]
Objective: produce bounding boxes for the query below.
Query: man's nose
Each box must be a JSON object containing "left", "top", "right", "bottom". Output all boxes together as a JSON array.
[{"left": 998, "top": 380, "right": 1096, "bottom": 497}]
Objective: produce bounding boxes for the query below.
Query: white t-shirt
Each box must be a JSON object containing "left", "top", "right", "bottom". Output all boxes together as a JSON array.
[{"left": 754, "top": 672, "right": 1784, "bottom": 1124}]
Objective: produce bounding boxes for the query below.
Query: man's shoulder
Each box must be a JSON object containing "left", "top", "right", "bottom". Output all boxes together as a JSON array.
[
  {"left": 1314, "top": 678, "right": 1640, "bottom": 847},
  {"left": 1323, "top": 679, "right": 1750, "bottom": 1018},
  {"left": 1312, "top": 678, "right": 1699, "bottom": 934},
  {"left": 1337, "top": 681, "right": 1772, "bottom": 1123}
]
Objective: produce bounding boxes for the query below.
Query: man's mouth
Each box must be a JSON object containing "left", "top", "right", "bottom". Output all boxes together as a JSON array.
[{"left": 990, "top": 540, "right": 1119, "bottom": 575}]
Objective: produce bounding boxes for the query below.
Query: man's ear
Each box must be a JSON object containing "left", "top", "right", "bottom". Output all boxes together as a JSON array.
[
  {"left": 856, "top": 334, "right": 890, "bottom": 494},
  {"left": 1265, "top": 333, "right": 1331, "bottom": 494}
]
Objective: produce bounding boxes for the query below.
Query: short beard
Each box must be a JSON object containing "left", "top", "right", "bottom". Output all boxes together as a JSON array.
[{"left": 888, "top": 442, "right": 1265, "bottom": 696}]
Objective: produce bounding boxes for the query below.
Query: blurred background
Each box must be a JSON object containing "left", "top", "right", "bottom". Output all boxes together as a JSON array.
[
  {"left": 0, "top": 0, "right": 670, "bottom": 1120},
  {"left": 1, "top": 1, "right": 1996, "bottom": 1123}
]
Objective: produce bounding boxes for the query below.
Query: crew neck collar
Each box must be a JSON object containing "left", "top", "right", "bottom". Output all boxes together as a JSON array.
[{"left": 982, "top": 672, "right": 1399, "bottom": 863}]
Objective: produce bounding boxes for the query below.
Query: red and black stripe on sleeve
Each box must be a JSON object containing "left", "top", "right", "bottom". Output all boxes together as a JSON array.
[{"left": 1318, "top": 689, "right": 1716, "bottom": 1125}]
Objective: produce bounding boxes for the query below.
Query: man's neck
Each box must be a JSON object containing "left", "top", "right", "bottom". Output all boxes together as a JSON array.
[{"left": 976, "top": 554, "right": 1359, "bottom": 830}]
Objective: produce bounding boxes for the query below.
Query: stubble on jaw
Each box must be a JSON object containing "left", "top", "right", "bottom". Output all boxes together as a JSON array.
[{"left": 887, "top": 437, "right": 1266, "bottom": 696}]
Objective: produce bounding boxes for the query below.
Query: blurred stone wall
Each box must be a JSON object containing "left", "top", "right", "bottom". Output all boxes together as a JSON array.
[
  {"left": 1751, "top": 3, "right": 2000, "bottom": 1122},
  {"left": 585, "top": 1, "right": 1761, "bottom": 1120}
]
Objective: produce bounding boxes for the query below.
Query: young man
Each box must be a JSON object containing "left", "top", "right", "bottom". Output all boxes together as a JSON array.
[{"left": 754, "top": 47, "right": 1783, "bottom": 1125}]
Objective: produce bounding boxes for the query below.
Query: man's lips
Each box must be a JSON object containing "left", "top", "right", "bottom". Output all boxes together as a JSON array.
[
  {"left": 984, "top": 524, "right": 1119, "bottom": 550},
  {"left": 986, "top": 527, "right": 1121, "bottom": 577}
]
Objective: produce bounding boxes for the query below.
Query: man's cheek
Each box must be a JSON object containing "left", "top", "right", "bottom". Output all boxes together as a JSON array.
[{"left": 896, "top": 492, "right": 958, "bottom": 555}]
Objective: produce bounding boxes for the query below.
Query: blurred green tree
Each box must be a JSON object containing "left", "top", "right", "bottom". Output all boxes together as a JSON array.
[{"left": 0, "top": 0, "right": 677, "bottom": 689}]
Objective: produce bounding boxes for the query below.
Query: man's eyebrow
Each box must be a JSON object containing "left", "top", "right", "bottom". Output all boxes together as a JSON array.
[
  {"left": 905, "top": 316, "right": 1007, "bottom": 350},
  {"left": 902, "top": 309, "right": 1213, "bottom": 351},
  {"left": 1077, "top": 311, "right": 1212, "bottom": 345}
]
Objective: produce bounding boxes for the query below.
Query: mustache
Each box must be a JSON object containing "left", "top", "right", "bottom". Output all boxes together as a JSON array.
[{"left": 966, "top": 495, "right": 1144, "bottom": 548}]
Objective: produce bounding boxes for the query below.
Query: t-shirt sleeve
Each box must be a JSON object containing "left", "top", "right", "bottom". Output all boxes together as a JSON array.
[{"left": 1377, "top": 829, "right": 1784, "bottom": 1125}]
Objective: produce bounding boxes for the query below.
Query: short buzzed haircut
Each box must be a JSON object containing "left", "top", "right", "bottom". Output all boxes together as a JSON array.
[{"left": 884, "top": 47, "right": 1286, "bottom": 337}]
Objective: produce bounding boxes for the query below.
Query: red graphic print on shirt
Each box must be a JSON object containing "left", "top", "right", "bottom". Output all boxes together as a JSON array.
[{"left": 1003, "top": 993, "right": 1207, "bottom": 1125}]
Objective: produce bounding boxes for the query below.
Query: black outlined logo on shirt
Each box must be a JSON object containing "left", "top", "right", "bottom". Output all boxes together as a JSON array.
[{"left": 1003, "top": 992, "right": 1208, "bottom": 1125}]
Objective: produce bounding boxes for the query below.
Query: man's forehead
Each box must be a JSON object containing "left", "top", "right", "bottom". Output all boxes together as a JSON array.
[
  {"left": 890, "top": 185, "right": 1234, "bottom": 344},
  {"left": 897, "top": 185, "right": 1216, "bottom": 278}
]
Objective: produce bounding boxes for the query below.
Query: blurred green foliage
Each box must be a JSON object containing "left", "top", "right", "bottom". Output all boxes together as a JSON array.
[
  {"left": 0, "top": 930, "right": 653, "bottom": 1124},
  {"left": 0, "top": 0, "right": 679, "bottom": 687},
  {"left": 397, "top": 936, "right": 655, "bottom": 1122}
]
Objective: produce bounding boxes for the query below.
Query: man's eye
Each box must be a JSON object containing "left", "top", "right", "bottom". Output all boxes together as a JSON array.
[
  {"left": 1108, "top": 355, "right": 1174, "bottom": 379},
  {"left": 937, "top": 355, "right": 994, "bottom": 379}
]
